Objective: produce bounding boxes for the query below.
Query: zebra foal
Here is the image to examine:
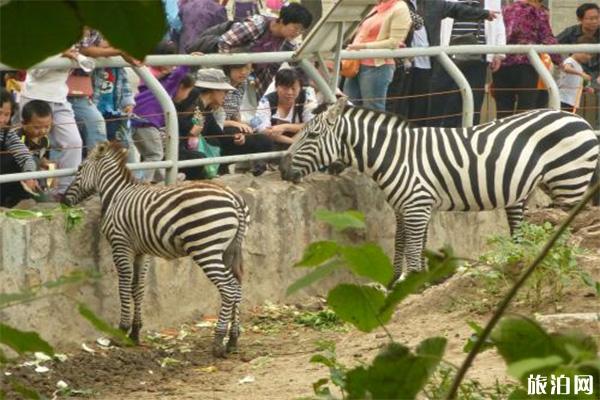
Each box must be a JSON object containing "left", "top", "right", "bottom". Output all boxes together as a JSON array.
[
  {"left": 280, "top": 98, "right": 599, "bottom": 286},
  {"left": 63, "top": 142, "right": 250, "bottom": 357}
]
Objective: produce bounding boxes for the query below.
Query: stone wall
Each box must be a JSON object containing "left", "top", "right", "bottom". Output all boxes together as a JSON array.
[{"left": 0, "top": 172, "right": 510, "bottom": 348}]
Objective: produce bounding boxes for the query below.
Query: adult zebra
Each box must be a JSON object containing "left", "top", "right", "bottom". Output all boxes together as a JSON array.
[
  {"left": 64, "top": 142, "right": 250, "bottom": 357},
  {"left": 280, "top": 98, "right": 599, "bottom": 286}
]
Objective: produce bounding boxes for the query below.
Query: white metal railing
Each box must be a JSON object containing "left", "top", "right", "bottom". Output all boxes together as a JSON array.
[{"left": 0, "top": 44, "right": 598, "bottom": 186}]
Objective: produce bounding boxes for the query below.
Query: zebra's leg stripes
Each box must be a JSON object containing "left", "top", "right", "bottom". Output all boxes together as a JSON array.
[
  {"left": 193, "top": 253, "right": 241, "bottom": 358},
  {"left": 129, "top": 254, "right": 150, "bottom": 344},
  {"left": 506, "top": 201, "right": 525, "bottom": 236},
  {"left": 111, "top": 246, "right": 135, "bottom": 335},
  {"left": 390, "top": 211, "right": 406, "bottom": 287},
  {"left": 402, "top": 205, "right": 433, "bottom": 276}
]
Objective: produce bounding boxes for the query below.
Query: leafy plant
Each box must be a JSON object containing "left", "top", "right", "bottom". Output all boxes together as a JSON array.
[
  {"left": 478, "top": 222, "right": 596, "bottom": 307},
  {"left": 0, "top": 0, "right": 166, "bottom": 69},
  {"left": 294, "top": 309, "right": 346, "bottom": 331}
]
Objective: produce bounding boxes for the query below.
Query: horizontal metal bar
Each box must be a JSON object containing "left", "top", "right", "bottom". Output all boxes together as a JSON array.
[
  {"left": 0, "top": 152, "right": 287, "bottom": 184},
  {"left": 2, "top": 44, "right": 598, "bottom": 71}
]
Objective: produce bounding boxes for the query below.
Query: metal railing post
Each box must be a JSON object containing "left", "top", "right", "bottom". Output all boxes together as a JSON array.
[
  {"left": 527, "top": 49, "right": 560, "bottom": 110},
  {"left": 133, "top": 66, "right": 179, "bottom": 184},
  {"left": 436, "top": 52, "right": 474, "bottom": 128},
  {"left": 330, "top": 22, "right": 344, "bottom": 93},
  {"left": 298, "top": 58, "right": 336, "bottom": 103}
]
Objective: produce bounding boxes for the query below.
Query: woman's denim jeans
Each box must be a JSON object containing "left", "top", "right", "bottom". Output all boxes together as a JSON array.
[{"left": 343, "top": 64, "right": 395, "bottom": 112}]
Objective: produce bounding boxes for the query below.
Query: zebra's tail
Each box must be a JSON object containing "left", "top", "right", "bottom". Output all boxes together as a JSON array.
[{"left": 224, "top": 194, "right": 250, "bottom": 284}]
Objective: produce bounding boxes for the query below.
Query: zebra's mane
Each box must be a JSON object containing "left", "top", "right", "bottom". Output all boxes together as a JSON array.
[
  {"left": 313, "top": 102, "right": 412, "bottom": 128},
  {"left": 93, "top": 141, "right": 136, "bottom": 184}
]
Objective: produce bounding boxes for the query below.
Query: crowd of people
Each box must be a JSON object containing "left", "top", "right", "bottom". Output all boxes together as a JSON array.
[{"left": 0, "top": 0, "right": 598, "bottom": 208}]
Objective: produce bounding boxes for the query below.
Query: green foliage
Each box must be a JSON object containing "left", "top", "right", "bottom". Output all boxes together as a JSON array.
[
  {"left": 327, "top": 284, "right": 388, "bottom": 332},
  {"left": 61, "top": 205, "right": 85, "bottom": 232},
  {"left": 310, "top": 340, "right": 348, "bottom": 397},
  {"left": 345, "top": 338, "right": 446, "bottom": 399},
  {"left": 0, "top": 323, "right": 54, "bottom": 357},
  {"left": 314, "top": 209, "right": 366, "bottom": 232},
  {"left": 424, "top": 364, "right": 518, "bottom": 400},
  {"left": 0, "top": 0, "right": 166, "bottom": 69},
  {"left": 479, "top": 222, "right": 595, "bottom": 306},
  {"left": 294, "top": 309, "right": 345, "bottom": 331},
  {"left": 78, "top": 303, "right": 134, "bottom": 346},
  {"left": 2, "top": 206, "right": 85, "bottom": 232}
]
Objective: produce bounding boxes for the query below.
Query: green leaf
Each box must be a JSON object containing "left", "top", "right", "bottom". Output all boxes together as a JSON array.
[
  {"left": 0, "top": 291, "right": 36, "bottom": 309},
  {"left": 287, "top": 261, "right": 342, "bottom": 295},
  {"left": 8, "top": 379, "right": 41, "bottom": 400},
  {"left": 507, "top": 355, "right": 564, "bottom": 380},
  {"left": 580, "top": 272, "right": 600, "bottom": 296},
  {"left": 0, "top": 0, "right": 82, "bottom": 69},
  {"left": 77, "top": 303, "right": 133, "bottom": 346},
  {"left": 327, "top": 284, "right": 388, "bottom": 332},
  {"left": 75, "top": 0, "right": 166, "bottom": 60},
  {"left": 295, "top": 241, "right": 340, "bottom": 267},
  {"left": 4, "top": 210, "right": 43, "bottom": 219},
  {"left": 0, "top": 323, "right": 54, "bottom": 356},
  {"left": 310, "top": 354, "right": 335, "bottom": 368},
  {"left": 315, "top": 209, "right": 366, "bottom": 232},
  {"left": 312, "top": 378, "right": 331, "bottom": 396},
  {"left": 380, "top": 255, "right": 457, "bottom": 317},
  {"left": 463, "top": 320, "right": 495, "bottom": 353},
  {"left": 339, "top": 243, "right": 393, "bottom": 285},
  {"left": 507, "top": 388, "right": 529, "bottom": 400},
  {"left": 491, "top": 316, "right": 556, "bottom": 364},
  {"left": 42, "top": 270, "right": 91, "bottom": 289},
  {"left": 346, "top": 340, "right": 445, "bottom": 399}
]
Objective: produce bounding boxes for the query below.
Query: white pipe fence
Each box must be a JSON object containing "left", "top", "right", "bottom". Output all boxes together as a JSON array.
[{"left": 0, "top": 44, "right": 598, "bottom": 185}]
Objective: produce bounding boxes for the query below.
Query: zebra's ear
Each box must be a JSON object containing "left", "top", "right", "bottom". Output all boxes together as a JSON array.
[
  {"left": 94, "top": 142, "right": 110, "bottom": 158},
  {"left": 326, "top": 96, "right": 347, "bottom": 124}
]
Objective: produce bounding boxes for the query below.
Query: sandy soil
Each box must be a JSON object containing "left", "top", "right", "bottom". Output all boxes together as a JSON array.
[{"left": 2, "top": 208, "right": 599, "bottom": 399}]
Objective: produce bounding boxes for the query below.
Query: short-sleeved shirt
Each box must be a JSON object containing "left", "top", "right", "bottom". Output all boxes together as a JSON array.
[
  {"left": 254, "top": 86, "right": 317, "bottom": 131},
  {"left": 559, "top": 57, "right": 585, "bottom": 107}
]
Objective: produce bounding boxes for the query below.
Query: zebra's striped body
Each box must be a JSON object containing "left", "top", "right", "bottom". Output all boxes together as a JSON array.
[
  {"left": 281, "top": 99, "right": 599, "bottom": 285},
  {"left": 64, "top": 143, "right": 250, "bottom": 357}
]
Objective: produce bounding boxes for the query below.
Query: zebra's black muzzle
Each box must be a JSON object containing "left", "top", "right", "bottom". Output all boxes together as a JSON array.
[{"left": 279, "top": 154, "right": 302, "bottom": 184}]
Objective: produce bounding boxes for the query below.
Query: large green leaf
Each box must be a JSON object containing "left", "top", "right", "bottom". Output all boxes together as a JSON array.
[
  {"left": 0, "top": 291, "right": 36, "bottom": 309},
  {"left": 287, "top": 260, "right": 342, "bottom": 295},
  {"left": 78, "top": 303, "right": 133, "bottom": 346},
  {"left": 315, "top": 209, "right": 366, "bottom": 232},
  {"left": 345, "top": 339, "right": 446, "bottom": 399},
  {"left": 295, "top": 241, "right": 340, "bottom": 267},
  {"left": 327, "top": 284, "right": 388, "bottom": 332},
  {"left": 507, "top": 355, "right": 564, "bottom": 380},
  {"left": 339, "top": 243, "right": 393, "bottom": 285},
  {"left": 75, "top": 0, "right": 166, "bottom": 59},
  {"left": 380, "top": 255, "right": 457, "bottom": 317},
  {"left": 0, "top": 0, "right": 82, "bottom": 69},
  {"left": 491, "top": 316, "right": 556, "bottom": 364},
  {"left": 0, "top": 323, "right": 54, "bottom": 356}
]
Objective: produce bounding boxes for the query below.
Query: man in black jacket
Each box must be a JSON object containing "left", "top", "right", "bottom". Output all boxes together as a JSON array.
[
  {"left": 557, "top": 3, "right": 599, "bottom": 130},
  {"left": 387, "top": 0, "right": 495, "bottom": 126}
]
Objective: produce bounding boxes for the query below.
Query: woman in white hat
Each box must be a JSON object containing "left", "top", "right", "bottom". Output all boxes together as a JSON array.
[{"left": 176, "top": 68, "right": 234, "bottom": 180}]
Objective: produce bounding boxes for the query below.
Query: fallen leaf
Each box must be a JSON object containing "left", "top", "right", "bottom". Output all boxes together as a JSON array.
[
  {"left": 198, "top": 366, "right": 217, "bottom": 373},
  {"left": 238, "top": 375, "right": 255, "bottom": 384},
  {"left": 96, "top": 337, "right": 111, "bottom": 347},
  {"left": 35, "top": 366, "right": 50, "bottom": 373},
  {"left": 81, "top": 343, "right": 95, "bottom": 353}
]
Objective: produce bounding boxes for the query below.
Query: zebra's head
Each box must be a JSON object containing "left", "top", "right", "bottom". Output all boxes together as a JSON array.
[
  {"left": 63, "top": 142, "right": 128, "bottom": 206},
  {"left": 280, "top": 97, "right": 347, "bottom": 183}
]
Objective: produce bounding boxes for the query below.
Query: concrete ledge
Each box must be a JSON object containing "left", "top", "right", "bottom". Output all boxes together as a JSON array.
[{"left": 0, "top": 171, "right": 510, "bottom": 347}]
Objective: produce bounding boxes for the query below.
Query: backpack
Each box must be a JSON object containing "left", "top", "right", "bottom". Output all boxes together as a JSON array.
[
  {"left": 186, "top": 20, "right": 235, "bottom": 54},
  {"left": 266, "top": 89, "right": 307, "bottom": 124}
]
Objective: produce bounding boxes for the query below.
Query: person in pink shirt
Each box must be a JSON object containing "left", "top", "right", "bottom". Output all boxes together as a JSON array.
[
  {"left": 492, "top": 0, "right": 561, "bottom": 119},
  {"left": 343, "top": 0, "right": 412, "bottom": 111}
]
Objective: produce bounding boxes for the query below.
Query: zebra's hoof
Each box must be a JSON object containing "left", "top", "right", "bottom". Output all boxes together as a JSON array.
[
  {"left": 212, "top": 343, "right": 227, "bottom": 358},
  {"left": 226, "top": 337, "right": 238, "bottom": 353}
]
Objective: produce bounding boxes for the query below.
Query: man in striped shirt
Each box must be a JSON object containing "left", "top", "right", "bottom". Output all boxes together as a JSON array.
[
  {"left": 429, "top": 0, "right": 505, "bottom": 127},
  {"left": 0, "top": 92, "right": 47, "bottom": 207},
  {"left": 217, "top": 3, "right": 313, "bottom": 100}
]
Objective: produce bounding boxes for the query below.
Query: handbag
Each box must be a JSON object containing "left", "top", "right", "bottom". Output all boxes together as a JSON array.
[
  {"left": 66, "top": 73, "right": 93, "bottom": 97},
  {"left": 196, "top": 136, "right": 221, "bottom": 179},
  {"left": 449, "top": 21, "right": 484, "bottom": 64},
  {"left": 341, "top": 59, "right": 361, "bottom": 79}
]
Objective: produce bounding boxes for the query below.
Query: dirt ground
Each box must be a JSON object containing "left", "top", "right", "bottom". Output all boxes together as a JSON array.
[{"left": 2, "top": 208, "right": 599, "bottom": 399}]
